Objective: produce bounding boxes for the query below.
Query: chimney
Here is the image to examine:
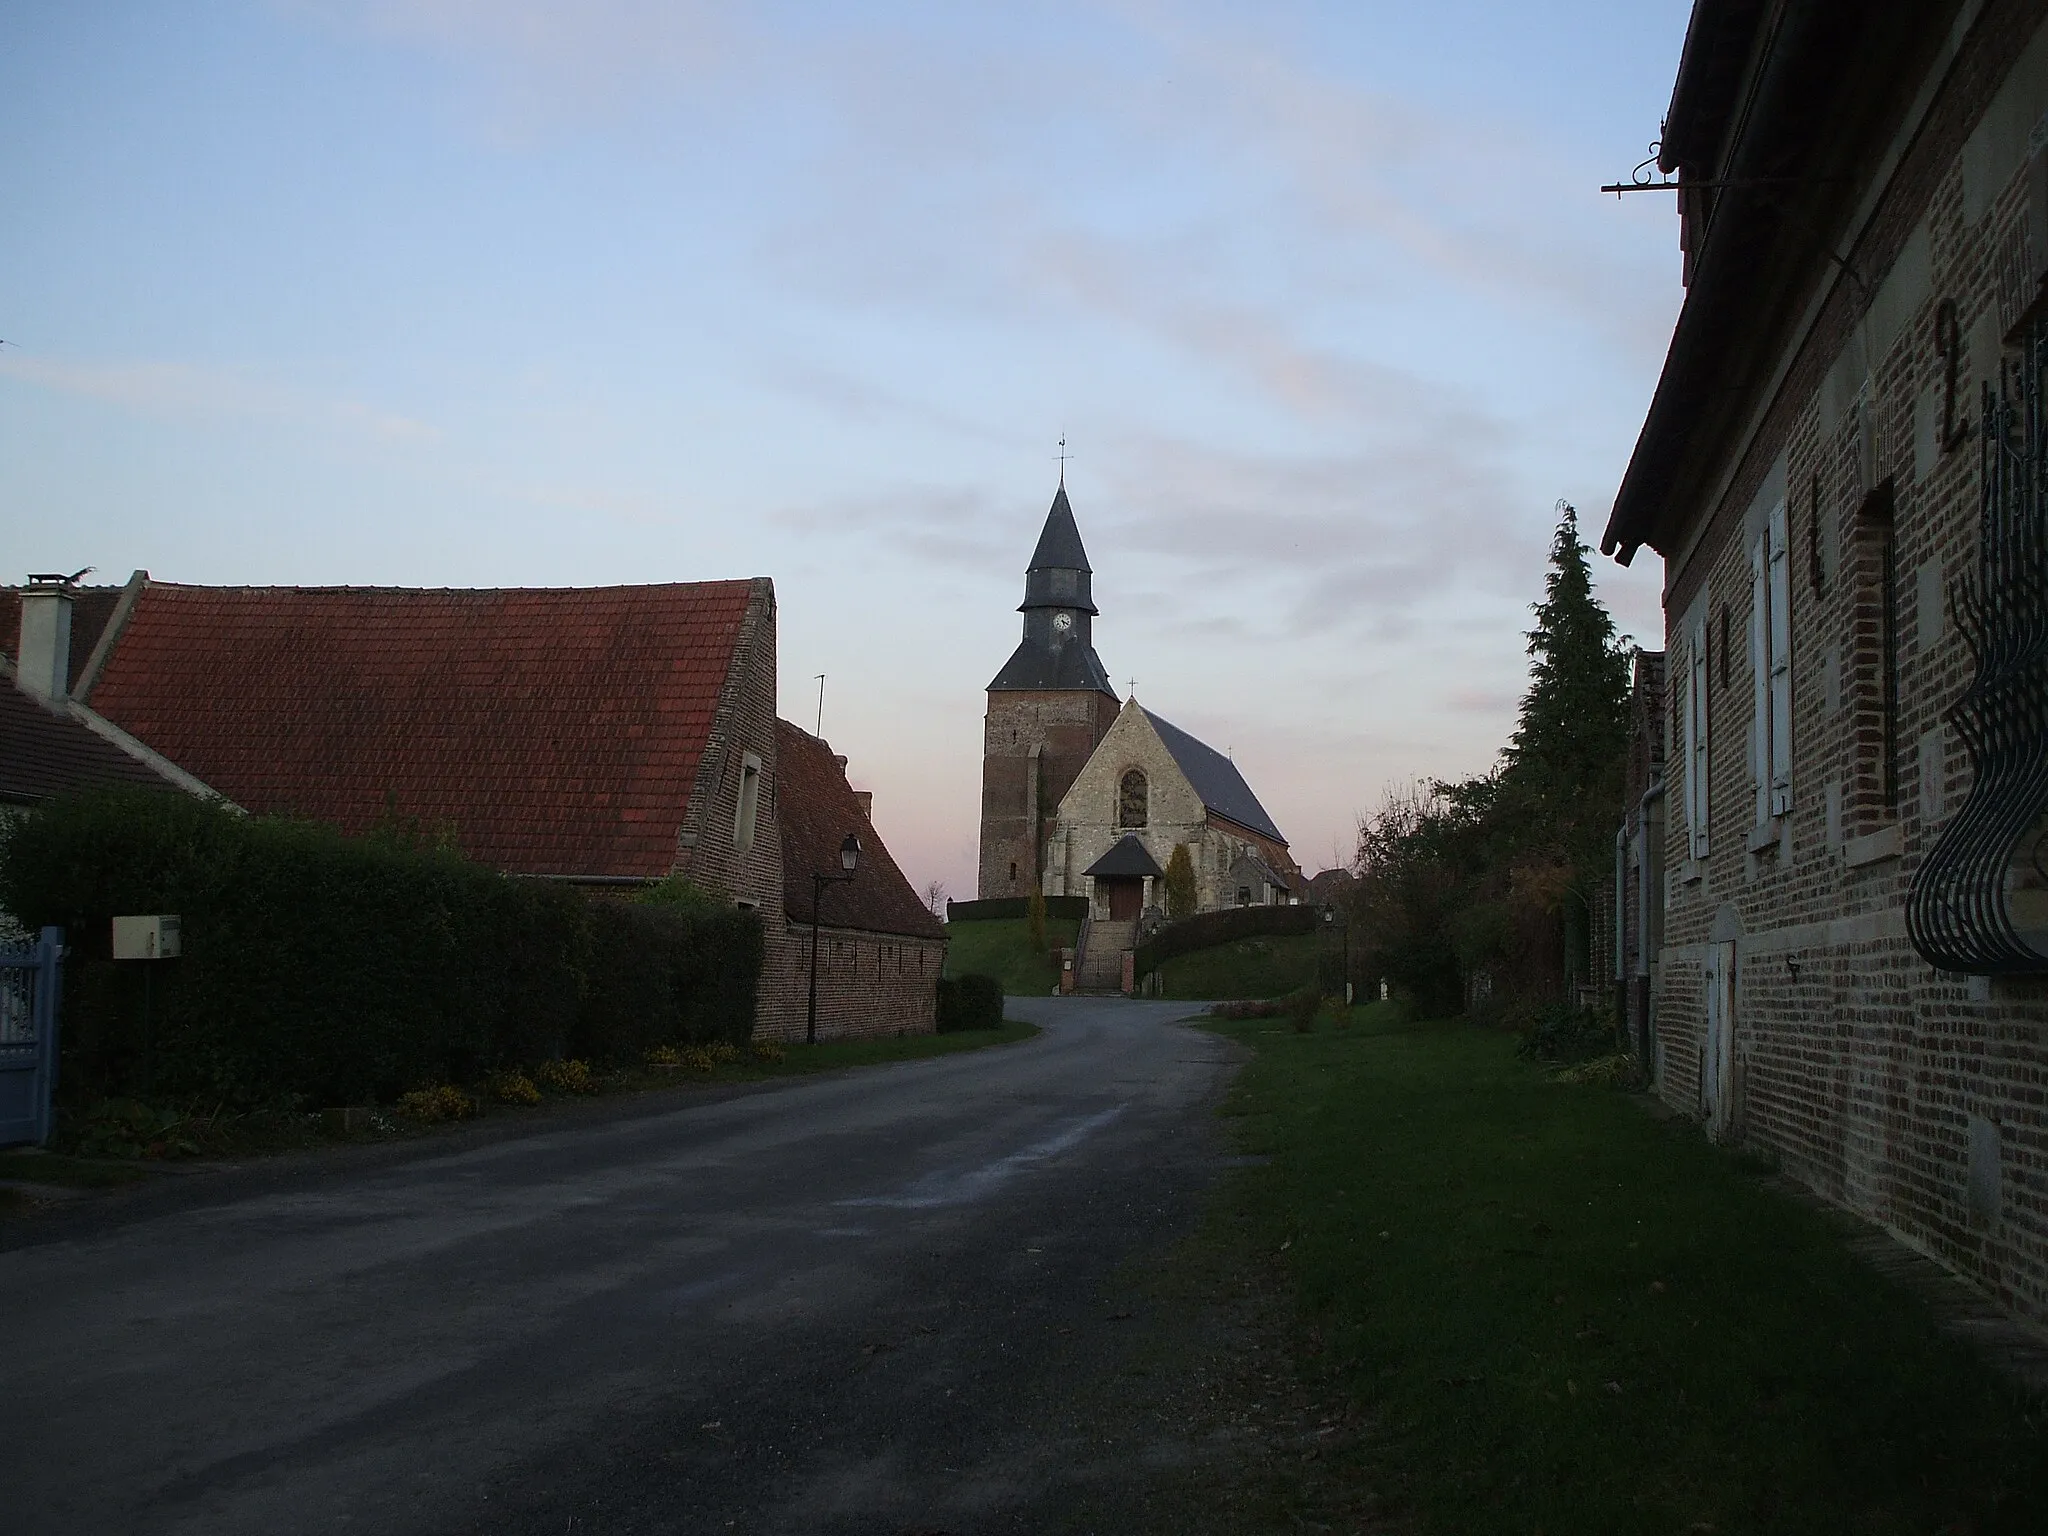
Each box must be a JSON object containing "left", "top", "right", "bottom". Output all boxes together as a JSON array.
[
  {"left": 853, "top": 789, "right": 873, "bottom": 819},
  {"left": 17, "top": 572, "right": 82, "bottom": 705}
]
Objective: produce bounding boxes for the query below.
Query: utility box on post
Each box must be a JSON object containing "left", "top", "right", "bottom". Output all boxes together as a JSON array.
[{"left": 112, "top": 915, "right": 181, "bottom": 961}]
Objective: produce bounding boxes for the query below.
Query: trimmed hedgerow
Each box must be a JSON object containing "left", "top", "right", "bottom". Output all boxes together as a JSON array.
[
  {"left": 943, "top": 895, "right": 1088, "bottom": 924},
  {"left": 0, "top": 788, "right": 763, "bottom": 1107},
  {"left": 1133, "top": 902, "right": 1317, "bottom": 981},
  {"left": 936, "top": 972, "right": 1004, "bottom": 1033}
]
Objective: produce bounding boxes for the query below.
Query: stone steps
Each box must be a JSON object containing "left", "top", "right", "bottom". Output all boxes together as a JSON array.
[{"left": 1078, "top": 919, "right": 1136, "bottom": 991}]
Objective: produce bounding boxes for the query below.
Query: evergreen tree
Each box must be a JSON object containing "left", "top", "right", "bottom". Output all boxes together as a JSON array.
[
  {"left": 1497, "top": 500, "right": 1633, "bottom": 988},
  {"left": 1163, "top": 844, "right": 1198, "bottom": 919},
  {"left": 1504, "top": 501, "right": 1632, "bottom": 805},
  {"left": 1026, "top": 886, "right": 1048, "bottom": 955}
]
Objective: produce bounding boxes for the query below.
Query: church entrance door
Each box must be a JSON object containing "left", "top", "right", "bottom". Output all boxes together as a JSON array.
[{"left": 1103, "top": 878, "right": 1143, "bottom": 922}]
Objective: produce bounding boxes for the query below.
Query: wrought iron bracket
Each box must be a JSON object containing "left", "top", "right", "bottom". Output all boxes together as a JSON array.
[{"left": 1907, "top": 319, "right": 2048, "bottom": 972}]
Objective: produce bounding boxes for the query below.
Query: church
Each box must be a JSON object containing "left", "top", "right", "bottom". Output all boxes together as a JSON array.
[{"left": 977, "top": 482, "right": 1302, "bottom": 921}]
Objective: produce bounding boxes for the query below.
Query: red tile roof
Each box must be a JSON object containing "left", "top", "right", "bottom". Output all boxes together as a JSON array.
[
  {"left": 0, "top": 685, "right": 188, "bottom": 804},
  {"left": 87, "top": 581, "right": 760, "bottom": 878},
  {"left": 777, "top": 719, "right": 944, "bottom": 940}
]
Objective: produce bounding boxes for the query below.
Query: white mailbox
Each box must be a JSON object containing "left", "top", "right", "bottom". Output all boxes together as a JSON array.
[{"left": 112, "top": 914, "right": 181, "bottom": 960}]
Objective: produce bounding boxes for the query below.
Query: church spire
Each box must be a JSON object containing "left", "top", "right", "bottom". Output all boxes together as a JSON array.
[
  {"left": 1021, "top": 483, "right": 1095, "bottom": 613},
  {"left": 986, "top": 481, "right": 1115, "bottom": 695}
]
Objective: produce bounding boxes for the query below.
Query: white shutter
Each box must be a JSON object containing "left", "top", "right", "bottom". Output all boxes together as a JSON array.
[
  {"left": 1767, "top": 501, "right": 1793, "bottom": 817},
  {"left": 1687, "top": 612, "right": 1709, "bottom": 859},
  {"left": 1751, "top": 532, "right": 1770, "bottom": 825}
]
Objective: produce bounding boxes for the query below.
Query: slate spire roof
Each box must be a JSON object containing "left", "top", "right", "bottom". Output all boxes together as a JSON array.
[
  {"left": 1026, "top": 484, "right": 1092, "bottom": 576},
  {"left": 988, "top": 482, "right": 1116, "bottom": 695},
  {"left": 1141, "top": 706, "right": 1287, "bottom": 845}
]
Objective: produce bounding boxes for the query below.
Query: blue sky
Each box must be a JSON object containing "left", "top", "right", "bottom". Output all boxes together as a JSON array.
[{"left": 2, "top": 0, "right": 1692, "bottom": 895}]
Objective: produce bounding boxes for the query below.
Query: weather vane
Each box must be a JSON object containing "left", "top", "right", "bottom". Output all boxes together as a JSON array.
[{"left": 1056, "top": 434, "right": 1072, "bottom": 485}]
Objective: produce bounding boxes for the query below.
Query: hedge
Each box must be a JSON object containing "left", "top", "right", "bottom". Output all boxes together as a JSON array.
[
  {"left": 1133, "top": 903, "right": 1319, "bottom": 980},
  {"left": 935, "top": 973, "right": 1004, "bottom": 1033},
  {"left": 945, "top": 896, "right": 1088, "bottom": 924},
  {"left": 0, "top": 788, "right": 763, "bottom": 1107}
]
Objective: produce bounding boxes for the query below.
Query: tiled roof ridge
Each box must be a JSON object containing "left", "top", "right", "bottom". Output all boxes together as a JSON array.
[{"left": 138, "top": 577, "right": 763, "bottom": 596}]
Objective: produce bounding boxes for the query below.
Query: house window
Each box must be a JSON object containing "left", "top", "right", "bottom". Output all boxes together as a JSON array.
[
  {"left": 1118, "top": 769, "right": 1148, "bottom": 828},
  {"left": 1237, "top": 886, "right": 1252, "bottom": 906},
  {"left": 1685, "top": 610, "right": 1710, "bottom": 859},
  {"left": 734, "top": 752, "right": 763, "bottom": 854},
  {"left": 1750, "top": 500, "right": 1792, "bottom": 821}
]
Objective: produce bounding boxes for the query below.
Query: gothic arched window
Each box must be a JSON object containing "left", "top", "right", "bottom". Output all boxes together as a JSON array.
[{"left": 1118, "top": 769, "right": 1148, "bottom": 829}]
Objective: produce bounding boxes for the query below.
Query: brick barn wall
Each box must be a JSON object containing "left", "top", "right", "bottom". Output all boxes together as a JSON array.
[
  {"left": 756, "top": 922, "right": 946, "bottom": 1043},
  {"left": 670, "top": 578, "right": 785, "bottom": 919},
  {"left": 1649, "top": 4, "right": 2048, "bottom": 1327}
]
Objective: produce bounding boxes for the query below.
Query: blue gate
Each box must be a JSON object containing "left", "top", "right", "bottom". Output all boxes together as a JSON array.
[{"left": 0, "top": 927, "right": 64, "bottom": 1148}]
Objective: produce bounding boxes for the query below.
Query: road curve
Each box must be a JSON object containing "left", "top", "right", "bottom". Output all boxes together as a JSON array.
[{"left": 2, "top": 996, "right": 1243, "bottom": 1535}]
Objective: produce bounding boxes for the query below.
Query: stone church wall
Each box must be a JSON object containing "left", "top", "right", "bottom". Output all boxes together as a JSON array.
[{"left": 1049, "top": 704, "right": 1299, "bottom": 914}]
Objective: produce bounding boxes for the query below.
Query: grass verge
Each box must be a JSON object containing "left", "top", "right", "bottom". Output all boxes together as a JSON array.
[
  {"left": 696, "top": 1019, "right": 1040, "bottom": 1079},
  {"left": 943, "top": 916, "right": 1080, "bottom": 995},
  {"left": 1205, "top": 1004, "right": 2048, "bottom": 1534},
  {"left": 6, "top": 1023, "right": 1041, "bottom": 1199}
]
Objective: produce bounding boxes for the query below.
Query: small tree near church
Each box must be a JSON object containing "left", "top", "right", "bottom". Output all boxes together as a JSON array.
[
  {"left": 1163, "top": 844, "right": 1198, "bottom": 919},
  {"left": 1027, "top": 886, "right": 1048, "bottom": 954}
]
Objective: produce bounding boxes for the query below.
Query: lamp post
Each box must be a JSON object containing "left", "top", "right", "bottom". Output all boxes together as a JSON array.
[
  {"left": 1324, "top": 901, "right": 1351, "bottom": 1007},
  {"left": 806, "top": 833, "right": 862, "bottom": 1045}
]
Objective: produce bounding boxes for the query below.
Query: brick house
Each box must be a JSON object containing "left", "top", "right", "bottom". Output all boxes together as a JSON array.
[
  {"left": 4, "top": 573, "right": 940, "bottom": 1040},
  {"left": 1602, "top": 0, "right": 2048, "bottom": 1327},
  {"left": 766, "top": 719, "right": 946, "bottom": 1040},
  {"left": 0, "top": 577, "right": 218, "bottom": 816}
]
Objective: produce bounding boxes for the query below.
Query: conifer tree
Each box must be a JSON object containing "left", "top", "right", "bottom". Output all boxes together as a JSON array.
[
  {"left": 1498, "top": 500, "right": 1632, "bottom": 987},
  {"left": 1027, "top": 885, "right": 1048, "bottom": 955},
  {"left": 1163, "top": 844, "right": 1198, "bottom": 919},
  {"left": 1504, "top": 501, "right": 1632, "bottom": 806}
]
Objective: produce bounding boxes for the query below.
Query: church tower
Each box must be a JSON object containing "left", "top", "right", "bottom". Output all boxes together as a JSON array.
[{"left": 977, "top": 482, "right": 1122, "bottom": 898}]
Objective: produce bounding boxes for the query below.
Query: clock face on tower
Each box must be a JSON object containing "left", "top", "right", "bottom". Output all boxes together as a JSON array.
[{"left": 1052, "top": 612, "right": 1072, "bottom": 633}]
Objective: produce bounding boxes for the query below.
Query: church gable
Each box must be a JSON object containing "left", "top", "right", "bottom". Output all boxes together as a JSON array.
[{"left": 1047, "top": 700, "right": 1298, "bottom": 914}]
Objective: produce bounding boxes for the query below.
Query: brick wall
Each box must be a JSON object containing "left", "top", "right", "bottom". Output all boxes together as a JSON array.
[
  {"left": 757, "top": 921, "right": 946, "bottom": 1042},
  {"left": 669, "top": 578, "right": 785, "bottom": 918},
  {"left": 1650, "top": 5, "right": 2048, "bottom": 1328},
  {"left": 977, "top": 688, "right": 1119, "bottom": 898}
]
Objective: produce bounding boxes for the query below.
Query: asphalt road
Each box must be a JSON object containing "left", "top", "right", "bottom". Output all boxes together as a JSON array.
[{"left": 1, "top": 996, "right": 1253, "bottom": 1536}]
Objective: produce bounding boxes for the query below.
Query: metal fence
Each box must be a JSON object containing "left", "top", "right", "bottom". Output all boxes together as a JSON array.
[{"left": 0, "top": 927, "right": 65, "bottom": 1148}]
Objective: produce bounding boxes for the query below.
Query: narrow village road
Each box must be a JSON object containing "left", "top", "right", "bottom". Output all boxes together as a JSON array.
[{"left": 2, "top": 997, "right": 1254, "bottom": 1535}]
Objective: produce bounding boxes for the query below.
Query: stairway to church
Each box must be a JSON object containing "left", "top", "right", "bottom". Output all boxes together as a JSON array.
[{"left": 1077, "top": 918, "right": 1136, "bottom": 992}]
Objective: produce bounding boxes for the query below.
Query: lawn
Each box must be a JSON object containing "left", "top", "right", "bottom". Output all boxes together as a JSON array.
[
  {"left": 1152, "top": 931, "right": 1324, "bottom": 1000},
  {"left": 943, "top": 915, "right": 1079, "bottom": 995},
  {"left": 1204, "top": 1006, "right": 2048, "bottom": 1534}
]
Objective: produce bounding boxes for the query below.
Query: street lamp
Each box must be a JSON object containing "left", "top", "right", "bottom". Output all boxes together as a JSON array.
[
  {"left": 1323, "top": 901, "right": 1352, "bottom": 1007},
  {"left": 806, "top": 833, "right": 862, "bottom": 1045}
]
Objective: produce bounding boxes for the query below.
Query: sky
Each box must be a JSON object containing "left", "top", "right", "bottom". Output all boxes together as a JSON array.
[{"left": 1, "top": 0, "right": 1694, "bottom": 899}]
